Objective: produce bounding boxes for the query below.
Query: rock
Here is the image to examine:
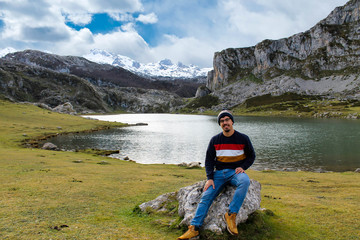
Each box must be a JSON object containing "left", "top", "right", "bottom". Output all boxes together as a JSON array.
[
  {"left": 33, "top": 102, "right": 53, "bottom": 111},
  {"left": 72, "top": 160, "right": 83, "bottom": 163},
  {"left": 177, "top": 162, "right": 188, "bottom": 167},
  {"left": 355, "top": 168, "right": 360, "bottom": 173},
  {"left": 178, "top": 179, "right": 261, "bottom": 233},
  {"left": 139, "top": 178, "right": 261, "bottom": 234},
  {"left": 195, "top": 85, "right": 211, "bottom": 98},
  {"left": 42, "top": 142, "right": 58, "bottom": 150},
  {"left": 139, "top": 192, "right": 177, "bottom": 213},
  {"left": 53, "top": 102, "right": 77, "bottom": 115},
  {"left": 187, "top": 162, "right": 202, "bottom": 168},
  {"left": 177, "top": 162, "right": 202, "bottom": 168},
  {"left": 97, "top": 160, "right": 110, "bottom": 165}
]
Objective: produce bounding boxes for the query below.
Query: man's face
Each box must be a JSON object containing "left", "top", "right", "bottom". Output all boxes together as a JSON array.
[{"left": 219, "top": 116, "right": 233, "bottom": 132}]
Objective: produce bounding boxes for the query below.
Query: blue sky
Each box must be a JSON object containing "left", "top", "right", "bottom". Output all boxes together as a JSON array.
[{"left": 0, "top": 0, "right": 349, "bottom": 67}]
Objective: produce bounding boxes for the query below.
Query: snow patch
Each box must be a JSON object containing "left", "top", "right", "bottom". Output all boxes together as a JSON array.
[{"left": 83, "top": 49, "right": 211, "bottom": 79}]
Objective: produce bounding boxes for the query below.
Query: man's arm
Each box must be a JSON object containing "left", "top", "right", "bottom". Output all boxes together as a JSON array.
[
  {"left": 241, "top": 135, "right": 256, "bottom": 170},
  {"left": 205, "top": 138, "right": 216, "bottom": 180}
]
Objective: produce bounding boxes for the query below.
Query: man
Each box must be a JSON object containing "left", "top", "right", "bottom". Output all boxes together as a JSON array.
[{"left": 178, "top": 110, "right": 256, "bottom": 239}]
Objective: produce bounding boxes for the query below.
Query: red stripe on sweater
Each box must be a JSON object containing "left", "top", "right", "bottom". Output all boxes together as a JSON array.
[{"left": 214, "top": 144, "right": 245, "bottom": 150}]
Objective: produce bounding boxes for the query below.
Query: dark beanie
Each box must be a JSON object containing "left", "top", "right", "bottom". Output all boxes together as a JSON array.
[{"left": 217, "top": 110, "right": 234, "bottom": 125}]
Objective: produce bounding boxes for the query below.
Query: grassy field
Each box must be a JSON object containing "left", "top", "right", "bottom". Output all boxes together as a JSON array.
[{"left": 0, "top": 100, "right": 359, "bottom": 239}]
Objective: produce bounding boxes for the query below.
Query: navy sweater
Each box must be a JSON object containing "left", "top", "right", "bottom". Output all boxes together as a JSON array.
[{"left": 205, "top": 130, "right": 256, "bottom": 180}]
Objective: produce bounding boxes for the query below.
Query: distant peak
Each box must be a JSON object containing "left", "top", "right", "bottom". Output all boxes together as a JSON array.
[{"left": 83, "top": 49, "right": 211, "bottom": 79}]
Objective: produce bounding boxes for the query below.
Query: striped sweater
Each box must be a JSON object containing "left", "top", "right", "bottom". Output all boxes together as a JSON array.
[{"left": 205, "top": 130, "right": 256, "bottom": 180}]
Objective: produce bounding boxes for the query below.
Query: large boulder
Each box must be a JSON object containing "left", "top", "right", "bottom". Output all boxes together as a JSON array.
[{"left": 139, "top": 178, "right": 261, "bottom": 233}]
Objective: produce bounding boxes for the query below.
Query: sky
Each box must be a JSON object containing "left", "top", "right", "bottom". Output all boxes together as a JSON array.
[{"left": 0, "top": 0, "right": 349, "bottom": 68}]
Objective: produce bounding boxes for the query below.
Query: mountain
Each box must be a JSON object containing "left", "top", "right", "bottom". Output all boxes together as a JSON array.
[
  {"left": 205, "top": 0, "right": 360, "bottom": 111},
  {"left": 0, "top": 50, "right": 194, "bottom": 113},
  {"left": 3, "top": 50, "right": 202, "bottom": 98},
  {"left": 83, "top": 49, "right": 211, "bottom": 80}
]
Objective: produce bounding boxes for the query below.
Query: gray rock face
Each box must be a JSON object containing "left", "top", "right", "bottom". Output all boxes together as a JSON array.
[
  {"left": 207, "top": 0, "right": 360, "bottom": 102},
  {"left": 139, "top": 179, "right": 261, "bottom": 234},
  {"left": 210, "top": 74, "right": 360, "bottom": 111},
  {"left": 195, "top": 85, "right": 211, "bottom": 98}
]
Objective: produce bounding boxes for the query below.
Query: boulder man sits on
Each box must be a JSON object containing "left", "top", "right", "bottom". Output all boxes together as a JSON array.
[{"left": 178, "top": 110, "right": 256, "bottom": 239}]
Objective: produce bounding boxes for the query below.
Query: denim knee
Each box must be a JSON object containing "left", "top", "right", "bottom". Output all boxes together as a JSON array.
[{"left": 232, "top": 173, "right": 250, "bottom": 187}]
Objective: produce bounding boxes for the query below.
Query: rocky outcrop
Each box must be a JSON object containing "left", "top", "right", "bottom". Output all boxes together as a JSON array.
[
  {"left": 207, "top": 0, "right": 360, "bottom": 104},
  {"left": 139, "top": 179, "right": 261, "bottom": 233},
  {"left": 211, "top": 74, "right": 360, "bottom": 111},
  {"left": 52, "top": 102, "right": 76, "bottom": 114},
  {"left": 195, "top": 85, "right": 211, "bottom": 98},
  {"left": 0, "top": 59, "right": 108, "bottom": 113}
]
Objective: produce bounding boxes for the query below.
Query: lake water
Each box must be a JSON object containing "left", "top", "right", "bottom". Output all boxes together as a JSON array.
[{"left": 48, "top": 114, "right": 360, "bottom": 172}]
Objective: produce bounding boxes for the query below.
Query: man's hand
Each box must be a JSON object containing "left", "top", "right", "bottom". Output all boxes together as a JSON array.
[
  {"left": 235, "top": 167, "right": 245, "bottom": 174},
  {"left": 203, "top": 179, "right": 215, "bottom": 191}
]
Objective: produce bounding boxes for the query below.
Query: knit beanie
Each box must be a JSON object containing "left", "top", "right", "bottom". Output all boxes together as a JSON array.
[{"left": 217, "top": 110, "right": 234, "bottom": 125}]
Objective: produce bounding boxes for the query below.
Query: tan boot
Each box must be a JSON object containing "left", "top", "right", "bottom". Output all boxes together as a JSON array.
[
  {"left": 224, "top": 212, "right": 238, "bottom": 235},
  {"left": 177, "top": 225, "right": 199, "bottom": 240}
]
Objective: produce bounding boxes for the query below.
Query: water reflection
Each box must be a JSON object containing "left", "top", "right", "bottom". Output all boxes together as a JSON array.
[{"left": 48, "top": 114, "right": 360, "bottom": 172}]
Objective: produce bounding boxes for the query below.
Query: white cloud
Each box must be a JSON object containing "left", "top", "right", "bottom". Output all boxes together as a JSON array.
[
  {"left": 0, "top": 0, "right": 350, "bottom": 68},
  {"left": 65, "top": 13, "right": 93, "bottom": 25},
  {"left": 136, "top": 12, "right": 158, "bottom": 24},
  {"left": 108, "top": 12, "right": 134, "bottom": 22},
  {"left": 91, "top": 28, "right": 153, "bottom": 63},
  {"left": 150, "top": 34, "right": 215, "bottom": 67},
  {"left": 57, "top": 0, "right": 143, "bottom": 15},
  {"left": 218, "top": 0, "right": 348, "bottom": 45}
]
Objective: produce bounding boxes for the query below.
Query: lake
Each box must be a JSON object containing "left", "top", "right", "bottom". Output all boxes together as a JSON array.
[{"left": 48, "top": 114, "right": 360, "bottom": 172}]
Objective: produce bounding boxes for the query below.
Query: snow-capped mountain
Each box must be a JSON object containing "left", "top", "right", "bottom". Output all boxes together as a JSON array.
[
  {"left": 83, "top": 49, "right": 211, "bottom": 79},
  {"left": 0, "top": 47, "right": 17, "bottom": 57}
]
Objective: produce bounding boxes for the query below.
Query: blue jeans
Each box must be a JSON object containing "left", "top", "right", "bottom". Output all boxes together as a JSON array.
[{"left": 190, "top": 169, "right": 250, "bottom": 227}]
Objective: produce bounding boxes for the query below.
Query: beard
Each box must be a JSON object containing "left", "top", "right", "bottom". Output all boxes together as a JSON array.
[{"left": 223, "top": 125, "right": 231, "bottom": 132}]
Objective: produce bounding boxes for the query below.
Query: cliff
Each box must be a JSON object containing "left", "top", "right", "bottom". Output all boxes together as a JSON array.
[{"left": 207, "top": 0, "right": 360, "bottom": 109}]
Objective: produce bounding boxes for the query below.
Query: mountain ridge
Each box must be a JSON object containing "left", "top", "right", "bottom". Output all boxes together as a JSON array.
[{"left": 83, "top": 49, "right": 210, "bottom": 80}]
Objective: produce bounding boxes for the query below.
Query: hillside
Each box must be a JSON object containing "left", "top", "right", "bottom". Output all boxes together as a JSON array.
[
  {"left": 0, "top": 51, "right": 182, "bottom": 113},
  {"left": 0, "top": 50, "right": 200, "bottom": 113},
  {"left": 3, "top": 50, "right": 201, "bottom": 98}
]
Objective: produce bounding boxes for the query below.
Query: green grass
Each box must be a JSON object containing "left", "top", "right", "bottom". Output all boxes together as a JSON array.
[
  {"left": 180, "top": 95, "right": 219, "bottom": 113},
  {"left": 232, "top": 93, "right": 360, "bottom": 119},
  {"left": 0, "top": 99, "right": 359, "bottom": 239}
]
